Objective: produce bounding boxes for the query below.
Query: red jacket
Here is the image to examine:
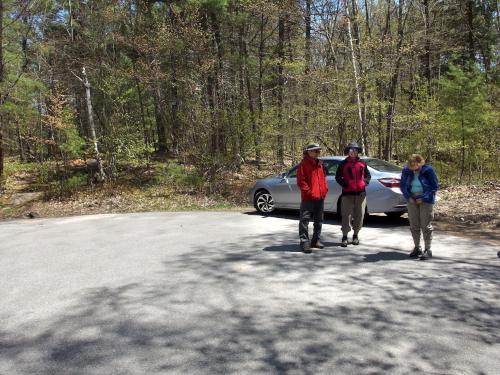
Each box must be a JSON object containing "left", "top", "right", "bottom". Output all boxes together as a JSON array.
[
  {"left": 335, "top": 157, "right": 371, "bottom": 194},
  {"left": 296, "top": 156, "right": 328, "bottom": 201}
]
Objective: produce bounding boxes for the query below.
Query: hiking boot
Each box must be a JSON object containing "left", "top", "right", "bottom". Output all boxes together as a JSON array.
[
  {"left": 419, "top": 249, "right": 432, "bottom": 260},
  {"left": 352, "top": 234, "right": 360, "bottom": 245},
  {"left": 409, "top": 246, "right": 422, "bottom": 258},
  {"left": 311, "top": 240, "right": 324, "bottom": 249},
  {"left": 341, "top": 236, "right": 348, "bottom": 247},
  {"left": 301, "top": 242, "right": 312, "bottom": 254}
]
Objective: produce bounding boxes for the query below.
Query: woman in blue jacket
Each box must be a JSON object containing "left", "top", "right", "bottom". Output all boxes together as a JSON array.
[{"left": 400, "top": 154, "right": 439, "bottom": 260}]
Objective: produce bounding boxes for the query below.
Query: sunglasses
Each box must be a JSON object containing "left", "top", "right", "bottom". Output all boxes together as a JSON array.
[{"left": 310, "top": 150, "right": 321, "bottom": 153}]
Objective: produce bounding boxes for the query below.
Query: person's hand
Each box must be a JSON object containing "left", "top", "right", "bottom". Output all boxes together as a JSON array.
[
  {"left": 416, "top": 198, "right": 423, "bottom": 205},
  {"left": 409, "top": 198, "right": 415, "bottom": 203}
]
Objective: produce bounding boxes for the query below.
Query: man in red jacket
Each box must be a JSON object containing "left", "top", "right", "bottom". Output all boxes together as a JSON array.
[
  {"left": 296, "top": 143, "right": 329, "bottom": 253},
  {"left": 335, "top": 142, "right": 371, "bottom": 247}
]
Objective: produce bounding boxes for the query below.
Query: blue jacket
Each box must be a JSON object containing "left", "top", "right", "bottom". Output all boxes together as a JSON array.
[{"left": 400, "top": 164, "right": 439, "bottom": 204}]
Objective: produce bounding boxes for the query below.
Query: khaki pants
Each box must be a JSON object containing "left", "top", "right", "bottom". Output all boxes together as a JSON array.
[
  {"left": 341, "top": 193, "right": 366, "bottom": 236},
  {"left": 407, "top": 200, "right": 434, "bottom": 249}
]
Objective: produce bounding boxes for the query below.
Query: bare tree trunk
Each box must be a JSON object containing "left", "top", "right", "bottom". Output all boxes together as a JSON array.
[
  {"left": 68, "top": 0, "right": 74, "bottom": 41},
  {"left": 26, "top": 128, "right": 32, "bottom": 160},
  {"left": 345, "top": 2, "right": 366, "bottom": 154},
  {"left": 37, "top": 93, "right": 44, "bottom": 162},
  {"left": 169, "top": 60, "right": 180, "bottom": 156},
  {"left": 257, "top": 14, "right": 266, "bottom": 169},
  {"left": 0, "top": 0, "right": 4, "bottom": 177},
  {"left": 135, "top": 78, "right": 149, "bottom": 147},
  {"left": 81, "top": 67, "right": 105, "bottom": 182},
  {"left": 349, "top": 0, "right": 369, "bottom": 155},
  {"left": 338, "top": 117, "right": 347, "bottom": 153},
  {"left": 423, "top": 0, "right": 432, "bottom": 94},
  {"left": 466, "top": 0, "right": 475, "bottom": 63},
  {"left": 168, "top": 4, "right": 180, "bottom": 157},
  {"left": 384, "top": 75, "right": 398, "bottom": 161},
  {"left": 384, "top": 0, "right": 409, "bottom": 160},
  {"left": 240, "top": 21, "right": 259, "bottom": 165},
  {"left": 246, "top": 73, "right": 259, "bottom": 163},
  {"left": 305, "top": 0, "right": 311, "bottom": 74},
  {"left": 364, "top": 0, "right": 372, "bottom": 37},
  {"left": 16, "top": 121, "right": 25, "bottom": 162},
  {"left": 496, "top": 1, "right": 500, "bottom": 36},
  {"left": 276, "top": 15, "right": 285, "bottom": 166},
  {"left": 460, "top": 107, "right": 465, "bottom": 181},
  {"left": 211, "top": 11, "right": 225, "bottom": 155},
  {"left": 377, "top": 0, "right": 391, "bottom": 157},
  {"left": 207, "top": 73, "right": 217, "bottom": 156},
  {"left": 153, "top": 84, "right": 167, "bottom": 153},
  {"left": 236, "top": 19, "right": 245, "bottom": 163},
  {"left": 285, "top": 20, "right": 300, "bottom": 163},
  {"left": 304, "top": 0, "right": 311, "bottom": 128},
  {"left": 377, "top": 104, "right": 383, "bottom": 158}
]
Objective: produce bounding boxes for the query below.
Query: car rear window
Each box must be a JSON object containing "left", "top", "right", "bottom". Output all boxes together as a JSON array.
[{"left": 364, "top": 158, "right": 402, "bottom": 173}]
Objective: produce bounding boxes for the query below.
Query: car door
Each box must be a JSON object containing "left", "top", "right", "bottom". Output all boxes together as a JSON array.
[
  {"left": 271, "top": 166, "right": 301, "bottom": 208},
  {"left": 323, "top": 160, "right": 342, "bottom": 212}
]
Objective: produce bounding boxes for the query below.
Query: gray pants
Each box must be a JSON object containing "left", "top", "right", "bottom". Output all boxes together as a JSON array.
[
  {"left": 407, "top": 200, "right": 434, "bottom": 249},
  {"left": 299, "top": 200, "right": 324, "bottom": 244},
  {"left": 341, "top": 193, "right": 366, "bottom": 236}
]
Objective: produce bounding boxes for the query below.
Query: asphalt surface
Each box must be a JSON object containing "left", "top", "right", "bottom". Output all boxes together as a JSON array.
[{"left": 1, "top": 211, "right": 499, "bottom": 375}]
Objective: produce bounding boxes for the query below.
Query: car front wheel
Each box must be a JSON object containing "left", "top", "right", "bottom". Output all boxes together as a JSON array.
[{"left": 255, "top": 190, "right": 275, "bottom": 213}]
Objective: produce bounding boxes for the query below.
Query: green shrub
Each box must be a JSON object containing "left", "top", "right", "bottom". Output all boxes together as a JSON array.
[
  {"left": 46, "top": 173, "right": 88, "bottom": 198},
  {"left": 63, "top": 173, "right": 87, "bottom": 190},
  {"left": 153, "top": 162, "right": 203, "bottom": 190}
]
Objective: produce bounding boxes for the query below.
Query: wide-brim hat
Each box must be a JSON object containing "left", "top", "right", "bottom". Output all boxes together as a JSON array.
[
  {"left": 344, "top": 142, "right": 363, "bottom": 155},
  {"left": 304, "top": 143, "right": 322, "bottom": 152}
]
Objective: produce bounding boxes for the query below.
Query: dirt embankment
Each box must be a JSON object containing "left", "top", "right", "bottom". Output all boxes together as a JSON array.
[{"left": 432, "top": 182, "right": 499, "bottom": 245}]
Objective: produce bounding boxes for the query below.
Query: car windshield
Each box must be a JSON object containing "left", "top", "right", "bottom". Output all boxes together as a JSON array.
[{"left": 364, "top": 158, "right": 402, "bottom": 173}]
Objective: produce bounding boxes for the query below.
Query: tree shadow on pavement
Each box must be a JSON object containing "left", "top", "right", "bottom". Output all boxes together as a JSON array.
[
  {"left": 263, "top": 241, "right": 346, "bottom": 253},
  {"left": 1, "top": 230, "right": 499, "bottom": 375},
  {"left": 263, "top": 243, "right": 302, "bottom": 253},
  {"left": 362, "top": 251, "right": 409, "bottom": 262}
]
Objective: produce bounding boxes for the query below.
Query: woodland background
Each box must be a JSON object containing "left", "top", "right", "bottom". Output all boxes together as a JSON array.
[{"left": 0, "top": 0, "right": 498, "bottom": 210}]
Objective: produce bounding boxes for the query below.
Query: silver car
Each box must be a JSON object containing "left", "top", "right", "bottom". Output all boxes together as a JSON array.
[{"left": 249, "top": 157, "right": 407, "bottom": 217}]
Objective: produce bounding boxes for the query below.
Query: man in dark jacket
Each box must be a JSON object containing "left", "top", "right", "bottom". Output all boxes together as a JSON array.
[
  {"left": 335, "top": 142, "right": 371, "bottom": 247},
  {"left": 296, "top": 143, "right": 329, "bottom": 253}
]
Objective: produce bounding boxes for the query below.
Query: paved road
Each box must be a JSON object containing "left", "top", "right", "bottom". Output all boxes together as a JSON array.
[{"left": 1, "top": 212, "right": 499, "bottom": 375}]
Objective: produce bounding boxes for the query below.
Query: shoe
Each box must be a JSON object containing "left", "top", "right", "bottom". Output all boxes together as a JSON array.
[
  {"left": 409, "top": 246, "right": 422, "bottom": 258},
  {"left": 301, "top": 242, "right": 312, "bottom": 253},
  {"left": 311, "top": 240, "right": 324, "bottom": 249},
  {"left": 419, "top": 249, "right": 432, "bottom": 260},
  {"left": 352, "top": 235, "right": 359, "bottom": 245},
  {"left": 341, "top": 236, "right": 348, "bottom": 247}
]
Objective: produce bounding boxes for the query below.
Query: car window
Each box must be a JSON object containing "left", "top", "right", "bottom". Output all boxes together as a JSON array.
[
  {"left": 288, "top": 166, "right": 298, "bottom": 178},
  {"left": 323, "top": 160, "right": 339, "bottom": 176},
  {"left": 364, "top": 158, "right": 402, "bottom": 173},
  {"left": 288, "top": 161, "right": 339, "bottom": 177}
]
